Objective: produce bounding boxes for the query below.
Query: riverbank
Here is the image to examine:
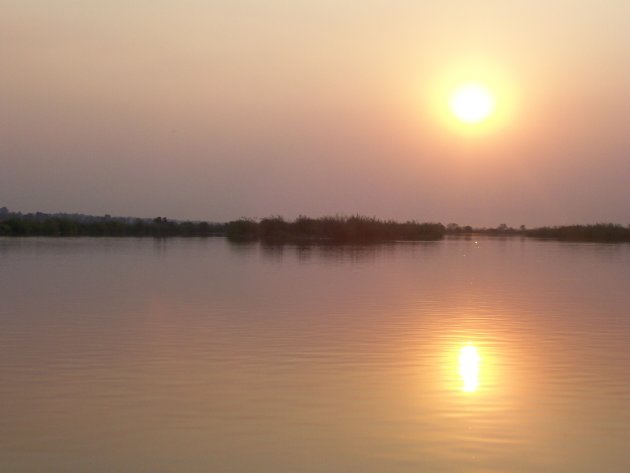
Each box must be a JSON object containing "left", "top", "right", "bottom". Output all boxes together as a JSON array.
[{"left": 1, "top": 209, "right": 629, "bottom": 243}]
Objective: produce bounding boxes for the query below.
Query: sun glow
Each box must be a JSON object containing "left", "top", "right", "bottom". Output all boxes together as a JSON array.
[
  {"left": 450, "top": 84, "right": 495, "bottom": 124},
  {"left": 459, "top": 345, "right": 480, "bottom": 392}
]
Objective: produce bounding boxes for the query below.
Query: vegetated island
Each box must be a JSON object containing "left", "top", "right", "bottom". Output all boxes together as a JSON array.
[{"left": 1, "top": 207, "right": 629, "bottom": 243}]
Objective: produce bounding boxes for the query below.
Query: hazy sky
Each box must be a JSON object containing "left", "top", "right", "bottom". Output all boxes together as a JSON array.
[{"left": 2, "top": 0, "right": 629, "bottom": 225}]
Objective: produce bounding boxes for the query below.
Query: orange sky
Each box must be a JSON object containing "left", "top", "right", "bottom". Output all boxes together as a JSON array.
[{"left": 2, "top": 0, "right": 629, "bottom": 225}]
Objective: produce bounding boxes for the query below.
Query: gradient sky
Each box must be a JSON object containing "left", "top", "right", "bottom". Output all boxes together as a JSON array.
[{"left": 2, "top": 0, "right": 629, "bottom": 225}]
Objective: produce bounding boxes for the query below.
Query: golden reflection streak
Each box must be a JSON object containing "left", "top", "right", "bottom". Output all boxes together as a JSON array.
[{"left": 459, "top": 345, "right": 480, "bottom": 392}]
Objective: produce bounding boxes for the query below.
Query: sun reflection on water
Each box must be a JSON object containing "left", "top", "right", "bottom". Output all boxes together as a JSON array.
[{"left": 459, "top": 345, "right": 480, "bottom": 392}]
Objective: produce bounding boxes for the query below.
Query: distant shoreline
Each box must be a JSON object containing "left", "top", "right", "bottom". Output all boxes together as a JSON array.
[{"left": 1, "top": 208, "right": 629, "bottom": 243}]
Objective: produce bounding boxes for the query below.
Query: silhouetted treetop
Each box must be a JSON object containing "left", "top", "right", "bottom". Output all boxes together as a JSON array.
[{"left": 225, "top": 215, "right": 445, "bottom": 243}]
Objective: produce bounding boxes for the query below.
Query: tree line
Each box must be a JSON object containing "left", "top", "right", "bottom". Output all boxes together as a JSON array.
[
  {"left": 444, "top": 222, "right": 630, "bottom": 241},
  {"left": 0, "top": 216, "right": 225, "bottom": 237},
  {"left": 226, "top": 216, "right": 445, "bottom": 243},
  {"left": 524, "top": 224, "right": 630, "bottom": 242},
  {"left": 1, "top": 207, "right": 629, "bottom": 242}
]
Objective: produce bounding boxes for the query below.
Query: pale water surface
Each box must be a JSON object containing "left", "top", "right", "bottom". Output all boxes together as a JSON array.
[{"left": 1, "top": 237, "right": 630, "bottom": 472}]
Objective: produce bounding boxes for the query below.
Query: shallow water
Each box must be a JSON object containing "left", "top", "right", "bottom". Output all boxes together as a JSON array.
[{"left": 1, "top": 236, "right": 630, "bottom": 472}]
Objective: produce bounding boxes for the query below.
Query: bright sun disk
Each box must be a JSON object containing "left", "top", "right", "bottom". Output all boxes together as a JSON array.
[{"left": 450, "top": 84, "right": 495, "bottom": 124}]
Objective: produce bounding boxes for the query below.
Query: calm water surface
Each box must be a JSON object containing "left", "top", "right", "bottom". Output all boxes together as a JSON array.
[{"left": 1, "top": 236, "right": 630, "bottom": 472}]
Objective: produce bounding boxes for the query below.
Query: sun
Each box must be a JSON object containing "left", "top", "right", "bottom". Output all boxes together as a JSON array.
[
  {"left": 459, "top": 344, "right": 480, "bottom": 392},
  {"left": 449, "top": 83, "right": 495, "bottom": 124}
]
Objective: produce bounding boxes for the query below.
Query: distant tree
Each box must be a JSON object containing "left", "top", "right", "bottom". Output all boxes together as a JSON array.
[
  {"left": 259, "top": 216, "right": 290, "bottom": 242},
  {"left": 226, "top": 219, "right": 259, "bottom": 241},
  {"left": 42, "top": 220, "right": 60, "bottom": 236}
]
